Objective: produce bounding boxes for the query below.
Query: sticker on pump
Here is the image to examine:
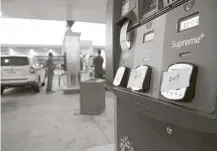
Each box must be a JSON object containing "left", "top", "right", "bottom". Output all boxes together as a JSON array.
[
  {"left": 113, "top": 66, "right": 129, "bottom": 87},
  {"left": 131, "top": 65, "right": 151, "bottom": 92},
  {"left": 161, "top": 63, "right": 197, "bottom": 101},
  {"left": 127, "top": 69, "right": 137, "bottom": 88}
]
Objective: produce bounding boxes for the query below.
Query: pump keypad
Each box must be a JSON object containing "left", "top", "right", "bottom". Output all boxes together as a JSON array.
[{"left": 161, "top": 89, "right": 186, "bottom": 100}]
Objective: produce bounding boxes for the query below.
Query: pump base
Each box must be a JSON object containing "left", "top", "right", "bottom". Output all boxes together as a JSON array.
[
  {"left": 116, "top": 92, "right": 217, "bottom": 151},
  {"left": 63, "top": 86, "right": 80, "bottom": 94}
]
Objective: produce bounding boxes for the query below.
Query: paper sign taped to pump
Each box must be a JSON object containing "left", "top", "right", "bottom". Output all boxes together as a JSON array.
[
  {"left": 161, "top": 69, "right": 191, "bottom": 91},
  {"left": 120, "top": 20, "right": 130, "bottom": 51},
  {"left": 127, "top": 69, "right": 136, "bottom": 88}
]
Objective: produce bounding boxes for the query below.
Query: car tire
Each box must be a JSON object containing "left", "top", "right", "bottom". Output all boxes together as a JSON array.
[
  {"left": 41, "top": 74, "right": 46, "bottom": 86},
  {"left": 34, "top": 77, "right": 40, "bottom": 93},
  {"left": 33, "top": 83, "right": 40, "bottom": 93},
  {"left": 1, "top": 87, "right": 5, "bottom": 94}
]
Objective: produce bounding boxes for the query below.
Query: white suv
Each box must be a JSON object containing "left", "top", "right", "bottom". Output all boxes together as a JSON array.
[{"left": 1, "top": 55, "right": 46, "bottom": 94}]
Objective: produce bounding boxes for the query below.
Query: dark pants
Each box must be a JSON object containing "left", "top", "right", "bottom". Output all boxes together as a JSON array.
[
  {"left": 95, "top": 72, "right": 104, "bottom": 79},
  {"left": 46, "top": 72, "right": 53, "bottom": 91}
]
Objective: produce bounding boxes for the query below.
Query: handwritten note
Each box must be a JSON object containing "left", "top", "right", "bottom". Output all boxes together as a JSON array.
[
  {"left": 131, "top": 66, "right": 148, "bottom": 91},
  {"left": 161, "top": 68, "right": 191, "bottom": 91},
  {"left": 127, "top": 69, "right": 136, "bottom": 88}
]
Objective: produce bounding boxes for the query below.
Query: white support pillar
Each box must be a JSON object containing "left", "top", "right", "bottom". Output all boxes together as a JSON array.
[{"left": 63, "top": 26, "right": 81, "bottom": 93}]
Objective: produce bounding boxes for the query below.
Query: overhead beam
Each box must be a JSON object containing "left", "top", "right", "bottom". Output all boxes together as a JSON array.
[{"left": 1, "top": 0, "right": 107, "bottom": 23}]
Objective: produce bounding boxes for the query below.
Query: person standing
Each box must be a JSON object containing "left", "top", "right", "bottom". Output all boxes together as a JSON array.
[
  {"left": 93, "top": 49, "right": 104, "bottom": 79},
  {"left": 46, "top": 53, "right": 54, "bottom": 92}
]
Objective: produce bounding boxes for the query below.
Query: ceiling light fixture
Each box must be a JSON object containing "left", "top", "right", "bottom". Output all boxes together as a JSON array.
[
  {"left": 49, "top": 49, "right": 53, "bottom": 53},
  {"left": 9, "top": 48, "right": 16, "bottom": 55}
]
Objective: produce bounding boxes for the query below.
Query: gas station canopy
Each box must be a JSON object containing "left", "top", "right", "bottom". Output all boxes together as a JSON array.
[{"left": 1, "top": 0, "right": 107, "bottom": 23}]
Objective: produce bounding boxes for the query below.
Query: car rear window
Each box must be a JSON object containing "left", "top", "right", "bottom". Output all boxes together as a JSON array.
[{"left": 1, "top": 57, "right": 29, "bottom": 66}]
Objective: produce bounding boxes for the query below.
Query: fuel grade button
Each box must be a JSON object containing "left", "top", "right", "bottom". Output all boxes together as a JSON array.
[
  {"left": 131, "top": 65, "right": 152, "bottom": 92},
  {"left": 127, "top": 69, "right": 137, "bottom": 88},
  {"left": 113, "top": 66, "right": 130, "bottom": 87}
]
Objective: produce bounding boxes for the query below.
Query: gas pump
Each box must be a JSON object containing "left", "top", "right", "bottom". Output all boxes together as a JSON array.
[
  {"left": 107, "top": 0, "right": 217, "bottom": 151},
  {"left": 159, "top": 0, "right": 216, "bottom": 114}
]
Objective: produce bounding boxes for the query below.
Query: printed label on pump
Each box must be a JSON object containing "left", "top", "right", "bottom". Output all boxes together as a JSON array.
[{"left": 120, "top": 20, "right": 131, "bottom": 51}]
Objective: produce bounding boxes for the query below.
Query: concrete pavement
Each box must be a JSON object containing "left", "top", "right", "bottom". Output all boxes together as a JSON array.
[{"left": 1, "top": 85, "right": 115, "bottom": 151}]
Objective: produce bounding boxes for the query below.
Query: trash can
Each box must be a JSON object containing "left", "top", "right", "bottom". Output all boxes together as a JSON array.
[{"left": 80, "top": 79, "right": 105, "bottom": 115}]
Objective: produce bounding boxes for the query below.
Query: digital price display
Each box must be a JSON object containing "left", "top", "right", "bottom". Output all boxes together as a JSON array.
[
  {"left": 143, "top": 31, "right": 155, "bottom": 43},
  {"left": 178, "top": 13, "right": 199, "bottom": 32}
]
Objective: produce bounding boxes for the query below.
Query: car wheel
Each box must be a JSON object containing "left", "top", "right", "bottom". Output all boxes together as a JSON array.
[
  {"left": 33, "top": 83, "right": 40, "bottom": 93},
  {"left": 1, "top": 87, "right": 5, "bottom": 94},
  {"left": 34, "top": 77, "right": 40, "bottom": 93},
  {"left": 41, "top": 75, "right": 45, "bottom": 87}
]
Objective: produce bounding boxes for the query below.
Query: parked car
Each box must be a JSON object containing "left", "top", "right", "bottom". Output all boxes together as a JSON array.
[{"left": 1, "top": 55, "right": 46, "bottom": 94}]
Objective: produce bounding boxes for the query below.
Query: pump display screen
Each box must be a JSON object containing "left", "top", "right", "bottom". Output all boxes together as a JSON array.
[
  {"left": 178, "top": 13, "right": 199, "bottom": 32},
  {"left": 143, "top": 31, "right": 155, "bottom": 43}
]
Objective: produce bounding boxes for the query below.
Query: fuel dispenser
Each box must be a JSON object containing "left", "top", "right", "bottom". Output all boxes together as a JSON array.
[{"left": 108, "top": 0, "right": 217, "bottom": 150}]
